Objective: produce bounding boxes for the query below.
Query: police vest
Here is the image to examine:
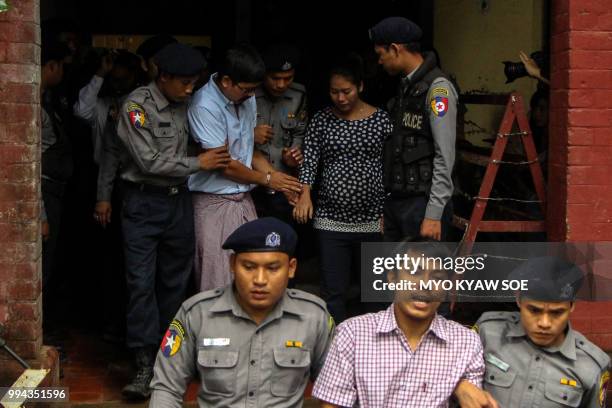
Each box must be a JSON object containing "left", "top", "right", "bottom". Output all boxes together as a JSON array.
[{"left": 384, "top": 63, "right": 449, "bottom": 197}]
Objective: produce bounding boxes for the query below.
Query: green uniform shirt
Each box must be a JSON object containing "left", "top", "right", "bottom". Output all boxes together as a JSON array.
[
  {"left": 117, "top": 81, "right": 200, "bottom": 187},
  {"left": 150, "top": 285, "right": 334, "bottom": 408},
  {"left": 476, "top": 311, "right": 610, "bottom": 408},
  {"left": 254, "top": 82, "right": 307, "bottom": 173}
]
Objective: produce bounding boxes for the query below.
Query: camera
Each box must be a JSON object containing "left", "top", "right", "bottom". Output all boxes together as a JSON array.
[{"left": 503, "top": 51, "right": 546, "bottom": 83}]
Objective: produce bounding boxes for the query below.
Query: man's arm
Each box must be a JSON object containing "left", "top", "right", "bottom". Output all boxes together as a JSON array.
[
  {"left": 453, "top": 380, "right": 499, "bottom": 408},
  {"left": 426, "top": 78, "right": 456, "bottom": 220},
  {"left": 149, "top": 309, "right": 196, "bottom": 408},
  {"left": 73, "top": 75, "right": 105, "bottom": 123},
  {"left": 223, "top": 150, "right": 302, "bottom": 193},
  {"left": 310, "top": 309, "right": 335, "bottom": 381},
  {"left": 421, "top": 78, "right": 457, "bottom": 240},
  {"left": 581, "top": 366, "right": 609, "bottom": 408},
  {"left": 312, "top": 323, "right": 357, "bottom": 408}
]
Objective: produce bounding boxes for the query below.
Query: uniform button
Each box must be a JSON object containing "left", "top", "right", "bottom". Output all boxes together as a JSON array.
[
  {"left": 290, "top": 290, "right": 297, "bottom": 295},
  {"left": 562, "top": 395, "right": 568, "bottom": 400},
  {"left": 528, "top": 385, "right": 533, "bottom": 390},
  {"left": 579, "top": 341, "right": 584, "bottom": 345},
  {"left": 535, "top": 356, "right": 540, "bottom": 361},
  {"left": 250, "top": 360, "right": 255, "bottom": 365},
  {"left": 291, "top": 359, "right": 295, "bottom": 364},
  {"left": 248, "top": 391, "right": 254, "bottom": 397},
  {"left": 489, "top": 375, "right": 495, "bottom": 380},
  {"left": 214, "top": 359, "right": 218, "bottom": 364}
]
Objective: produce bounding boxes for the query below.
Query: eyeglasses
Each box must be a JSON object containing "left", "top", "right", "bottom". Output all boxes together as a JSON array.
[{"left": 234, "top": 82, "right": 258, "bottom": 95}]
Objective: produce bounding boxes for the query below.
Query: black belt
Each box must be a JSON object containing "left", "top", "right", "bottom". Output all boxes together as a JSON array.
[{"left": 122, "top": 180, "right": 189, "bottom": 196}]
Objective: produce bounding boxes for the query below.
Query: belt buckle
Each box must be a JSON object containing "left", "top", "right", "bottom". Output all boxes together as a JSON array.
[
  {"left": 169, "top": 186, "right": 179, "bottom": 196},
  {"left": 265, "top": 188, "right": 276, "bottom": 195}
]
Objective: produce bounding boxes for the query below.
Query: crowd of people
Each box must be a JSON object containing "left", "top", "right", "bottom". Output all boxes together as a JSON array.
[{"left": 38, "top": 13, "right": 609, "bottom": 408}]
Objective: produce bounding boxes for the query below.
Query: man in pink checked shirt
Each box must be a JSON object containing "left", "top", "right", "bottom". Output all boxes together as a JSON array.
[{"left": 312, "top": 243, "right": 490, "bottom": 408}]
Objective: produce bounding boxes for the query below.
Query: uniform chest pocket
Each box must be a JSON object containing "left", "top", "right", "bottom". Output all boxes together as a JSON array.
[
  {"left": 484, "top": 362, "right": 516, "bottom": 388},
  {"left": 543, "top": 383, "right": 583, "bottom": 407},
  {"left": 270, "top": 348, "right": 311, "bottom": 397},
  {"left": 153, "top": 127, "right": 177, "bottom": 139},
  {"left": 197, "top": 349, "right": 239, "bottom": 397}
]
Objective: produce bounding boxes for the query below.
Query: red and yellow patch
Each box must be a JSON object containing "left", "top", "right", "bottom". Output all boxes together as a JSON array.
[
  {"left": 160, "top": 319, "right": 185, "bottom": 358},
  {"left": 600, "top": 371, "right": 609, "bottom": 407},
  {"left": 127, "top": 103, "right": 146, "bottom": 128},
  {"left": 431, "top": 96, "right": 448, "bottom": 117}
]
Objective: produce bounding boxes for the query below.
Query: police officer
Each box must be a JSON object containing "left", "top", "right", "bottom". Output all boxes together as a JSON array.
[
  {"left": 370, "top": 17, "right": 457, "bottom": 242},
  {"left": 149, "top": 217, "right": 334, "bottom": 407},
  {"left": 117, "top": 43, "right": 231, "bottom": 400},
  {"left": 136, "top": 34, "right": 177, "bottom": 82},
  {"left": 456, "top": 257, "right": 611, "bottom": 408},
  {"left": 253, "top": 45, "right": 307, "bottom": 222}
]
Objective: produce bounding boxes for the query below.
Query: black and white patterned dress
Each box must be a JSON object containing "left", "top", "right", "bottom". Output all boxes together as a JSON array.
[{"left": 299, "top": 107, "right": 393, "bottom": 233}]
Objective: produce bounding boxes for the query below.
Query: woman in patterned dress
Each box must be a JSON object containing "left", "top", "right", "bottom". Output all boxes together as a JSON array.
[{"left": 294, "top": 54, "right": 393, "bottom": 323}]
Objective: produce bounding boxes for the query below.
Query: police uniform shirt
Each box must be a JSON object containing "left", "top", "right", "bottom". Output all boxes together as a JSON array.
[
  {"left": 254, "top": 83, "right": 307, "bottom": 173},
  {"left": 149, "top": 285, "right": 335, "bottom": 408},
  {"left": 117, "top": 81, "right": 200, "bottom": 187},
  {"left": 476, "top": 311, "right": 611, "bottom": 408},
  {"left": 400, "top": 66, "right": 458, "bottom": 221}
]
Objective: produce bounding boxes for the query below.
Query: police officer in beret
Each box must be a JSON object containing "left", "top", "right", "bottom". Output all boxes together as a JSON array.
[
  {"left": 370, "top": 17, "right": 456, "bottom": 242},
  {"left": 136, "top": 34, "right": 178, "bottom": 82},
  {"left": 117, "top": 43, "right": 232, "bottom": 400},
  {"left": 455, "top": 257, "right": 611, "bottom": 408},
  {"left": 253, "top": 45, "right": 308, "bottom": 222},
  {"left": 149, "top": 217, "right": 334, "bottom": 407}
]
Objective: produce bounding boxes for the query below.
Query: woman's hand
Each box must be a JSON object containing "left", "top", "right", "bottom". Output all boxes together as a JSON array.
[{"left": 292, "top": 187, "right": 313, "bottom": 224}]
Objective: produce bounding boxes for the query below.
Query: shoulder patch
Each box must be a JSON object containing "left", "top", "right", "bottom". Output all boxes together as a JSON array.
[
  {"left": 432, "top": 87, "right": 449, "bottom": 97},
  {"left": 599, "top": 370, "right": 609, "bottom": 407},
  {"left": 430, "top": 95, "right": 449, "bottom": 118},
  {"left": 126, "top": 102, "right": 146, "bottom": 128},
  {"left": 183, "top": 287, "right": 225, "bottom": 312},
  {"left": 575, "top": 331, "right": 611, "bottom": 370},
  {"left": 287, "top": 289, "right": 327, "bottom": 311},
  {"left": 161, "top": 318, "right": 185, "bottom": 357}
]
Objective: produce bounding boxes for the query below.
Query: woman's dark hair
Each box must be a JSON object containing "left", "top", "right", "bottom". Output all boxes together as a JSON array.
[
  {"left": 217, "top": 44, "right": 265, "bottom": 83},
  {"left": 329, "top": 53, "right": 365, "bottom": 87}
]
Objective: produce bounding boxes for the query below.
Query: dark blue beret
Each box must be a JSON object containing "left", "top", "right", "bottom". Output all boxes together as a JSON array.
[
  {"left": 136, "top": 34, "right": 177, "bottom": 60},
  {"left": 222, "top": 217, "right": 297, "bottom": 255},
  {"left": 510, "top": 256, "right": 584, "bottom": 302},
  {"left": 369, "top": 17, "right": 422, "bottom": 45},
  {"left": 263, "top": 44, "right": 300, "bottom": 73},
  {"left": 154, "top": 43, "right": 206, "bottom": 77}
]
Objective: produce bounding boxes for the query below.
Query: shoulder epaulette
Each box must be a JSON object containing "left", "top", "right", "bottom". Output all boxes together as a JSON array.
[
  {"left": 575, "top": 331, "right": 611, "bottom": 370},
  {"left": 286, "top": 289, "right": 327, "bottom": 311},
  {"left": 183, "top": 287, "right": 225, "bottom": 312}
]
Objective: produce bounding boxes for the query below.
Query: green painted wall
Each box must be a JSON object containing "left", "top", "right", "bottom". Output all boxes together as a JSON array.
[{"left": 434, "top": 0, "right": 545, "bottom": 150}]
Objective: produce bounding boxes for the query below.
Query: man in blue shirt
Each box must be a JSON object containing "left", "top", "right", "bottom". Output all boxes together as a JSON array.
[{"left": 188, "top": 44, "right": 302, "bottom": 292}]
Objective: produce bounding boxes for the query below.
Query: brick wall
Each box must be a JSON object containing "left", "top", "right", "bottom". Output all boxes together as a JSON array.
[
  {"left": 549, "top": 0, "right": 612, "bottom": 354},
  {"left": 0, "top": 0, "right": 43, "bottom": 384}
]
